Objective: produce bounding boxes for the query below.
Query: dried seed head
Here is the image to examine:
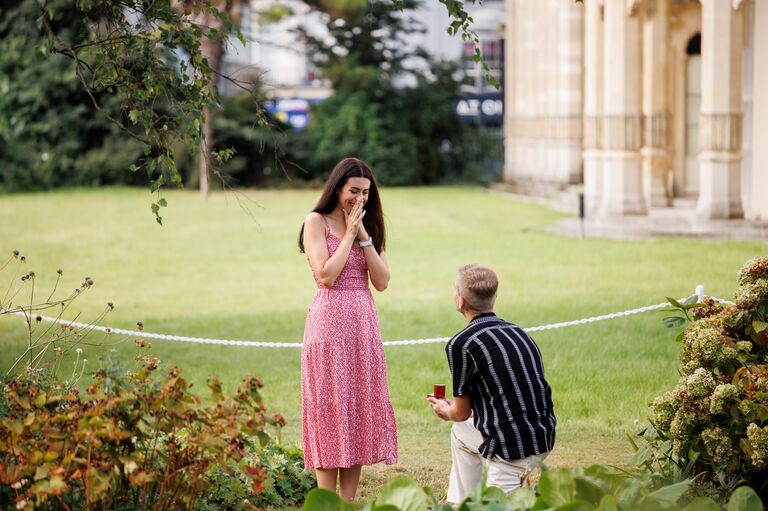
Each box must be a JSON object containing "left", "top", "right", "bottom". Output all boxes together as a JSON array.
[
  {"left": 136, "top": 321, "right": 144, "bottom": 331},
  {"left": 107, "top": 302, "right": 114, "bottom": 310},
  {"left": 57, "top": 269, "right": 63, "bottom": 275},
  {"left": 20, "top": 256, "right": 26, "bottom": 262},
  {"left": 35, "top": 316, "right": 42, "bottom": 322},
  {"left": 12, "top": 250, "right": 19, "bottom": 257}
]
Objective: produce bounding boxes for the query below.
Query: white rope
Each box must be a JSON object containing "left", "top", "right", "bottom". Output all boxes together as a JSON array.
[{"left": 4, "top": 288, "right": 734, "bottom": 348}]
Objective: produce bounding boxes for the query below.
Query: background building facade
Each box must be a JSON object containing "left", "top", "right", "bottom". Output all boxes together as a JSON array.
[{"left": 504, "top": 0, "right": 767, "bottom": 222}]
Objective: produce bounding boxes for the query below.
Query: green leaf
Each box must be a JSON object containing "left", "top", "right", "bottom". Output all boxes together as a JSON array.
[
  {"left": 752, "top": 320, "right": 768, "bottom": 333},
  {"left": 597, "top": 495, "right": 618, "bottom": 511},
  {"left": 538, "top": 469, "right": 576, "bottom": 507},
  {"left": 574, "top": 476, "right": 606, "bottom": 506},
  {"left": 507, "top": 488, "right": 536, "bottom": 508},
  {"left": 727, "top": 486, "right": 763, "bottom": 511},
  {"left": 666, "top": 296, "right": 684, "bottom": 308},
  {"left": 376, "top": 477, "right": 427, "bottom": 511},
  {"left": 682, "top": 295, "right": 699, "bottom": 305},
  {"left": 553, "top": 501, "right": 595, "bottom": 511},
  {"left": 158, "top": 198, "right": 167, "bottom": 207},
  {"left": 638, "top": 480, "right": 690, "bottom": 509},
  {"left": 662, "top": 316, "right": 686, "bottom": 328},
  {"left": 303, "top": 488, "right": 354, "bottom": 511},
  {"left": 682, "top": 497, "right": 721, "bottom": 511}
]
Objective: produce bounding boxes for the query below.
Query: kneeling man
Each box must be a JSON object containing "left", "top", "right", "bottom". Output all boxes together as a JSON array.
[{"left": 428, "top": 264, "right": 556, "bottom": 504}]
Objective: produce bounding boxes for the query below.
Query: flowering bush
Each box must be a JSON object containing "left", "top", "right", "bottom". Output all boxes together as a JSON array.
[
  {"left": 643, "top": 256, "right": 768, "bottom": 499},
  {"left": 0, "top": 252, "right": 308, "bottom": 509},
  {"left": 0, "top": 358, "right": 284, "bottom": 510}
]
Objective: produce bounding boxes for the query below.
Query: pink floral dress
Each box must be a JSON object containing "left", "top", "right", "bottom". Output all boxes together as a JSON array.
[{"left": 301, "top": 221, "right": 398, "bottom": 469}]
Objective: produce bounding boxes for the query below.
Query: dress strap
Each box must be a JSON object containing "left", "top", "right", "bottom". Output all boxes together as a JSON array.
[{"left": 321, "top": 215, "right": 332, "bottom": 238}]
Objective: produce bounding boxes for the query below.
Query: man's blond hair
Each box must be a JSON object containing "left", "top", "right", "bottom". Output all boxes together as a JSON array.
[{"left": 456, "top": 264, "right": 498, "bottom": 313}]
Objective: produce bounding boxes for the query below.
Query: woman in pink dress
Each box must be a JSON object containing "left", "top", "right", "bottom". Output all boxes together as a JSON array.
[{"left": 298, "top": 157, "right": 398, "bottom": 502}]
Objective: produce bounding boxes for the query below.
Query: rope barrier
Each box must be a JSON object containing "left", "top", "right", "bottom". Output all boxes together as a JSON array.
[{"left": 4, "top": 286, "right": 734, "bottom": 348}]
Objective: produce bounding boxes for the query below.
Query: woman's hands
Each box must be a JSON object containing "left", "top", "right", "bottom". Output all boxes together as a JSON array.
[{"left": 344, "top": 198, "right": 368, "bottom": 241}]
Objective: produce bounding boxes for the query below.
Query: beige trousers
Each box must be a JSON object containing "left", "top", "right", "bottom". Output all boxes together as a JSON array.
[{"left": 446, "top": 419, "right": 547, "bottom": 505}]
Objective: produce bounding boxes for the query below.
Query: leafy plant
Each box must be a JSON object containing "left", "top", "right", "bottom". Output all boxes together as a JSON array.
[
  {"left": 294, "top": 0, "right": 489, "bottom": 186},
  {"left": 645, "top": 257, "right": 768, "bottom": 500},
  {"left": 301, "top": 469, "right": 764, "bottom": 511},
  {"left": 198, "top": 441, "right": 316, "bottom": 510},
  {"left": 0, "top": 252, "right": 291, "bottom": 510}
]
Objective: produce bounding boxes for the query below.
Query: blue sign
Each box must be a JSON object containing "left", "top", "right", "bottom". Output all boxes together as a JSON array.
[
  {"left": 455, "top": 92, "right": 503, "bottom": 126},
  {"left": 266, "top": 98, "right": 322, "bottom": 131}
]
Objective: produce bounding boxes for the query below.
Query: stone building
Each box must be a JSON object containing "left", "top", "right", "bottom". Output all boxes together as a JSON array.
[{"left": 503, "top": 0, "right": 768, "bottom": 223}]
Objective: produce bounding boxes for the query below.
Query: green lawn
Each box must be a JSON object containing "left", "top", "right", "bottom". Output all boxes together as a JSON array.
[{"left": 1, "top": 186, "right": 765, "bottom": 501}]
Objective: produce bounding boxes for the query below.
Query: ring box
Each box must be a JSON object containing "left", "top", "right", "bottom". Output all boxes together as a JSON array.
[{"left": 427, "top": 384, "right": 446, "bottom": 400}]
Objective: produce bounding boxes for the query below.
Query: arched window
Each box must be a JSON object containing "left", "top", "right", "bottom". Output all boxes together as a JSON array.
[{"left": 686, "top": 33, "right": 701, "bottom": 56}]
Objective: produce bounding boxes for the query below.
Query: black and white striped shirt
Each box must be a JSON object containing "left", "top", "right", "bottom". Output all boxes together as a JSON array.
[{"left": 446, "top": 313, "right": 556, "bottom": 461}]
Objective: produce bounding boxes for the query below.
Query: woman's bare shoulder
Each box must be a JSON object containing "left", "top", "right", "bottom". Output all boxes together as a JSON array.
[
  {"left": 305, "top": 211, "right": 324, "bottom": 224},
  {"left": 304, "top": 212, "right": 326, "bottom": 232}
]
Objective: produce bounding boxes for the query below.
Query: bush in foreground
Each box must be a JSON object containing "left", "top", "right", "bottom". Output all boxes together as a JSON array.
[
  {"left": 641, "top": 257, "right": 768, "bottom": 499},
  {"left": 302, "top": 469, "right": 763, "bottom": 511},
  {"left": 0, "top": 252, "right": 314, "bottom": 509}
]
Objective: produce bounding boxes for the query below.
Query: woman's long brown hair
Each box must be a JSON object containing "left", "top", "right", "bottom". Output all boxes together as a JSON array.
[{"left": 298, "top": 158, "right": 386, "bottom": 254}]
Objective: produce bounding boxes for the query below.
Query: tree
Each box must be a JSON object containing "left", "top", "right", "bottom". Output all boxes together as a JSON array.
[
  {"left": 0, "top": 0, "right": 147, "bottom": 192},
  {"left": 7, "top": 0, "right": 493, "bottom": 217},
  {"left": 34, "top": 0, "right": 247, "bottom": 222},
  {"left": 173, "top": 0, "right": 244, "bottom": 198},
  {"left": 294, "top": 0, "right": 485, "bottom": 185}
]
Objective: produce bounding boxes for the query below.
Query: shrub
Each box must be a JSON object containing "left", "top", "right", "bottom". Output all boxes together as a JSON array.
[
  {"left": 0, "top": 358, "right": 282, "bottom": 510},
  {"left": 642, "top": 257, "right": 768, "bottom": 499},
  {"left": 198, "top": 441, "right": 315, "bottom": 510},
  {"left": 301, "top": 469, "right": 764, "bottom": 511},
  {"left": 0, "top": 252, "right": 308, "bottom": 510}
]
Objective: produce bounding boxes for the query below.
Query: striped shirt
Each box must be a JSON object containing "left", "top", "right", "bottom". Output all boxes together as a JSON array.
[{"left": 446, "top": 313, "right": 556, "bottom": 461}]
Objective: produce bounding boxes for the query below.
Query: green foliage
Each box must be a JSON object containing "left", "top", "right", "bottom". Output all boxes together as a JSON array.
[
  {"left": 301, "top": 469, "right": 764, "bottom": 511},
  {"left": 0, "top": 357, "right": 281, "bottom": 510},
  {"left": 0, "top": 253, "right": 300, "bottom": 510},
  {"left": 0, "top": 0, "right": 146, "bottom": 193},
  {"left": 295, "top": 0, "right": 491, "bottom": 185},
  {"left": 644, "top": 257, "right": 768, "bottom": 500},
  {"left": 206, "top": 91, "right": 302, "bottom": 188},
  {"left": 1, "top": 0, "right": 246, "bottom": 220},
  {"left": 198, "top": 441, "right": 316, "bottom": 510}
]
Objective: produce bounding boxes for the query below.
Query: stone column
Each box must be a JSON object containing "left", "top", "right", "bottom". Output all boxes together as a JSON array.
[
  {"left": 751, "top": 0, "right": 768, "bottom": 221},
  {"left": 557, "top": 0, "right": 584, "bottom": 185},
  {"left": 697, "top": 0, "right": 744, "bottom": 219},
  {"left": 503, "top": 0, "right": 516, "bottom": 183},
  {"left": 518, "top": 0, "right": 534, "bottom": 181},
  {"left": 583, "top": 0, "right": 603, "bottom": 214},
  {"left": 600, "top": 0, "right": 646, "bottom": 216},
  {"left": 537, "top": 2, "right": 554, "bottom": 181},
  {"left": 641, "top": 0, "right": 671, "bottom": 207}
]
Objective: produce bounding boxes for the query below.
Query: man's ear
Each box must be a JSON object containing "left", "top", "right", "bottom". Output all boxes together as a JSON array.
[{"left": 457, "top": 295, "right": 465, "bottom": 311}]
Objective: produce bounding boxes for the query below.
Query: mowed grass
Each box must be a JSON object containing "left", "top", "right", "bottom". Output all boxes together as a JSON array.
[{"left": 1, "top": 186, "right": 765, "bottom": 501}]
